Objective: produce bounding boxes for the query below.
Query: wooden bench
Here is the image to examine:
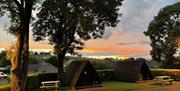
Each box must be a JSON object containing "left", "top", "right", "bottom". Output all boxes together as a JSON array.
[
  {"left": 40, "top": 81, "right": 60, "bottom": 91},
  {"left": 154, "top": 76, "right": 173, "bottom": 85}
]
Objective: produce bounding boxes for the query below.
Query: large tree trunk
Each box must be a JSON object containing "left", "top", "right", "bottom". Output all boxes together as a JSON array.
[
  {"left": 57, "top": 52, "right": 66, "bottom": 86},
  {"left": 56, "top": 28, "right": 76, "bottom": 87},
  {"left": 11, "top": 26, "right": 29, "bottom": 91},
  {"left": 11, "top": 31, "right": 25, "bottom": 91},
  {"left": 10, "top": 0, "right": 32, "bottom": 90},
  {"left": 11, "top": 31, "right": 29, "bottom": 91},
  {"left": 11, "top": 28, "right": 29, "bottom": 91},
  {"left": 21, "top": 29, "right": 29, "bottom": 90}
]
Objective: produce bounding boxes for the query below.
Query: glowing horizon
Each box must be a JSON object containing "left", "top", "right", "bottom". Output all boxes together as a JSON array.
[
  {"left": 0, "top": 0, "right": 179, "bottom": 59},
  {"left": 0, "top": 47, "right": 129, "bottom": 59}
]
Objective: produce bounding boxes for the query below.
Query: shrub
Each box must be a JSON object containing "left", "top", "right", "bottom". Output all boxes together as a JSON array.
[
  {"left": 0, "top": 74, "right": 39, "bottom": 91},
  {"left": 0, "top": 73, "right": 57, "bottom": 91},
  {"left": 161, "top": 64, "right": 180, "bottom": 69},
  {"left": 151, "top": 69, "right": 180, "bottom": 81},
  {"left": 97, "top": 69, "right": 113, "bottom": 81}
]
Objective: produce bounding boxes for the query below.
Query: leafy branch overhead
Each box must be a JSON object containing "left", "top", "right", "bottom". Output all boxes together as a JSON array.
[
  {"left": 33, "top": 0, "right": 123, "bottom": 55},
  {"left": 0, "top": 0, "right": 42, "bottom": 91},
  {"left": 0, "top": 0, "right": 40, "bottom": 35}
]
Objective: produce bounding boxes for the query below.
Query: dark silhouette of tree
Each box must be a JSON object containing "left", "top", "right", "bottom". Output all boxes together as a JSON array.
[
  {"left": 32, "top": 0, "right": 123, "bottom": 85},
  {"left": 0, "top": 0, "right": 40, "bottom": 91},
  {"left": 144, "top": 2, "right": 180, "bottom": 65},
  {"left": 0, "top": 51, "right": 10, "bottom": 67}
]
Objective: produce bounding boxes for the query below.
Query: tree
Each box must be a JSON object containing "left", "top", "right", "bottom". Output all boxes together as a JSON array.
[
  {"left": 0, "top": 51, "right": 11, "bottom": 67},
  {"left": 0, "top": 0, "right": 39, "bottom": 91},
  {"left": 33, "top": 0, "right": 123, "bottom": 85},
  {"left": 144, "top": 2, "right": 180, "bottom": 65}
]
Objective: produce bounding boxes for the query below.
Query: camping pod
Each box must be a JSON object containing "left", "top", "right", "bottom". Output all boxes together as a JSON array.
[
  {"left": 113, "top": 60, "right": 153, "bottom": 82},
  {"left": 64, "top": 60, "right": 102, "bottom": 89}
]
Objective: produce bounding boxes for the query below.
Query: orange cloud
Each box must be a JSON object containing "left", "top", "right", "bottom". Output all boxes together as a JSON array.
[
  {"left": 1, "top": 30, "right": 151, "bottom": 58},
  {"left": 82, "top": 31, "right": 151, "bottom": 57}
]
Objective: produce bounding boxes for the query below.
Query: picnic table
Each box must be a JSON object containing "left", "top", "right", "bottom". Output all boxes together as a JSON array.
[
  {"left": 40, "top": 81, "right": 60, "bottom": 91},
  {"left": 154, "top": 76, "right": 173, "bottom": 85}
]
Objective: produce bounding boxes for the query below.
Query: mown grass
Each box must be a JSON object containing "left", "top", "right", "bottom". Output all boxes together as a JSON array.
[
  {"left": 103, "top": 81, "right": 158, "bottom": 91},
  {"left": 0, "top": 83, "right": 9, "bottom": 88},
  {"left": 30, "top": 81, "right": 180, "bottom": 91},
  {"left": 0, "top": 82, "right": 10, "bottom": 91},
  {"left": 1, "top": 81, "right": 180, "bottom": 91}
]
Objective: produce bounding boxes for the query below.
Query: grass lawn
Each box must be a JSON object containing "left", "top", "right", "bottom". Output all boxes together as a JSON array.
[
  {"left": 33, "top": 81, "right": 180, "bottom": 91},
  {"left": 103, "top": 81, "right": 158, "bottom": 91},
  {"left": 103, "top": 81, "right": 180, "bottom": 91},
  {"left": 0, "top": 81, "right": 180, "bottom": 91},
  {"left": 0, "top": 82, "right": 10, "bottom": 91}
]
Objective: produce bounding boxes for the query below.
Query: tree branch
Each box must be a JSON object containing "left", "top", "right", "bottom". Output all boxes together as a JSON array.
[
  {"left": 20, "top": 0, "right": 24, "bottom": 8},
  {"left": 13, "top": 0, "right": 21, "bottom": 9}
]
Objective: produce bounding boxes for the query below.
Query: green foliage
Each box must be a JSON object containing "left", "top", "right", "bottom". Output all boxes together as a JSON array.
[
  {"left": 0, "top": 51, "right": 10, "bottom": 67},
  {"left": 144, "top": 2, "right": 180, "bottom": 65},
  {"left": 0, "top": 0, "right": 43, "bottom": 34},
  {"left": 65, "top": 56, "right": 115, "bottom": 70},
  {"left": 161, "top": 63, "right": 180, "bottom": 69},
  {"left": 32, "top": 0, "right": 123, "bottom": 55},
  {"left": 39, "top": 73, "right": 57, "bottom": 83},
  {"left": 32, "top": 0, "right": 123, "bottom": 83},
  {"left": 29, "top": 51, "right": 53, "bottom": 65},
  {"left": 29, "top": 57, "right": 39, "bottom": 64},
  {"left": 151, "top": 69, "right": 180, "bottom": 81},
  {"left": 0, "top": 74, "right": 39, "bottom": 91},
  {"left": 91, "top": 60, "right": 114, "bottom": 70},
  {"left": 0, "top": 0, "right": 42, "bottom": 90},
  {"left": 45, "top": 56, "right": 58, "bottom": 67}
]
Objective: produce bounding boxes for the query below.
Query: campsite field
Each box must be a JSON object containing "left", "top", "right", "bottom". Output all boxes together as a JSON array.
[
  {"left": 102, "top": 81, "right": 180, "bottom": 91},
  {"left": 0, "top": 83, "right": 10, "bottom": 91},
  {"left": 57, "top": 81, "right": 180, "bottom": 91},
  {"left": 0, "top": 81, "right": 180, "bottom": 91}
]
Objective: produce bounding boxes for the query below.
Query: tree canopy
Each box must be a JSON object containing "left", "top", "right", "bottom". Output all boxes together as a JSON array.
[
  {"left": 33, "top": 0, "right": 123, "bottom": 54},
  {"left": 32, "top": 0, "right": 123, "bottom": 84},
  {"left": 144, "top": 2, "right": 180, "bottom": 65}
]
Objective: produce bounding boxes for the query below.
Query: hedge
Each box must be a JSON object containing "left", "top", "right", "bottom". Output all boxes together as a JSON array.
[
  {"left": 97, "top": 69, "right": 180, "bottom": 81},
  {"left": 39, "top": 73, "right": 57, "bottom": 85},
  {"left": 0, "top": 74, "right": 40, "bottom": 91},
  {"left": 151, "top": 69, "right": 180, "bottom": 81},
  {"left": 0, "top": 73, "right": 58, "bottom": 91},
  {"left": 26, "top": 74, "right": 39, "bottom": 91},
  {"left": 27, "top": 73, "right": 57, "bottom": 90}
]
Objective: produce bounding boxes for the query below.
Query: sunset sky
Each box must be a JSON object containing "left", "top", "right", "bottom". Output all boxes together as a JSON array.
[{"left": 0, "top": 0, "right": 179, "bottom": 59}]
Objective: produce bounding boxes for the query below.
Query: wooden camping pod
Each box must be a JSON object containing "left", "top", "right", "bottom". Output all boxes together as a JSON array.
[
  {"left": 64, "top": 60, "right": 102, "bottom": 89},
  {"left": 113, "top": 60, "right": 153, "bottom": 82}
]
